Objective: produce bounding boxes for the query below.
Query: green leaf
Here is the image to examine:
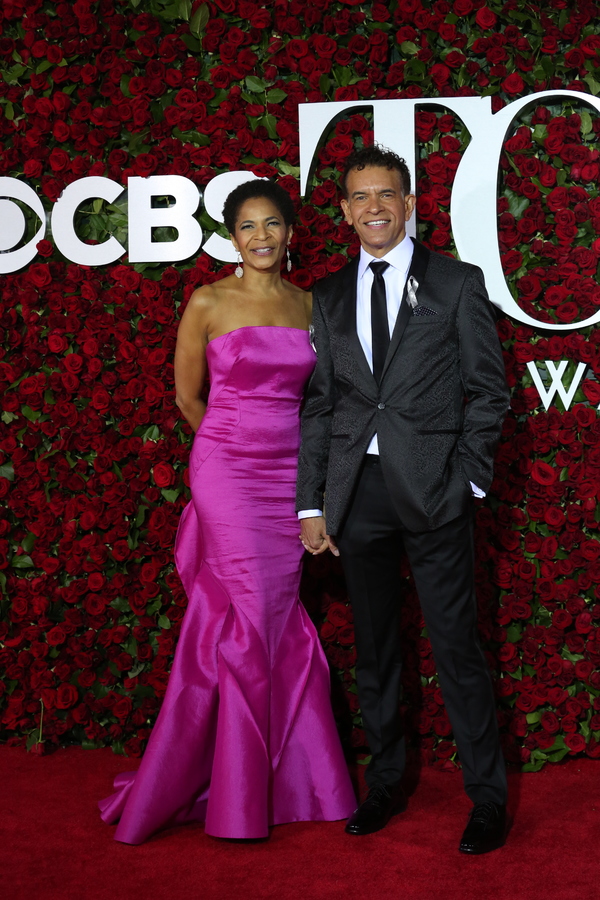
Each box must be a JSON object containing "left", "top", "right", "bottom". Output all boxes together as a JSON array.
[
  {"left": 172, "top": 127, "right": 210, "bottom": 146},
  {"left": 334, "top": 65, "right": 354, "bottom": 87},
  {"left": 278, "top": 160, "right": 300, "bottom": 177},
  {"left": 190, "top": 3, "right": 209, "bottom": 37},
  {"left": 128, "top": 661, "right": 146, "bottom": 678},
  {"left": 181, "top": 33, "right": 201, "bottom": 52},
  {"left": 21, "top": 532, "right": 36, "bottom": 553},
  {"left": 1, "top": 411, "right": 18, "bottom": 424},
  {"left": 580, "top": 109, "right": 593, "bottom": 135},
  {"left": 583, "top": 74, "right": 600, "bottom": 96},
  {"left": 403, "top": 58, "right": 427, "bottom": 82},
  {"left": 505, "top": 189, "right": 530, "bottom": 219},
  {"left": 141, "top": 425, "right": 160, "bottom": 443},
  {"left": 262, "top": 113, "right": 278, "bottom": 139},
  {"left": 3, "top": 101, "right": 14, "bottom": 121},
  {"left": 161, "top": 488, "right": 180, "bottom": 503},
  {"left": 526, "top": 711, "right": 542, "bottom": 725},
  {"left": 111, "top": 596, "right": 131, "bottom": 613},
  {"left": 158, "top": 615, "right": 171, "bottom": 630},
  {"left": 522, "top": 758, "right": 546, "bottom": 773},
  {"left": 400, "top": 41, "right": 419, "bottom": 55},
  {"left": 11, "top": 554, "right": 34, "bottom": 568},
  {"left": 319, "top": 74, "right": 331, "bottom": 95},
  {"left": 133, "top": 684, "right": 155, "bottom": 698},
  {"left": 120, "top": 75, "right": 133, "bottom": 99},
  {"left": 135, "top": 505, "right": 147, "bottom": 527},
  {"left": 266, "top": 88, "right": 287, "bottom": 104},
  {"left": 548, "top": 748, "right": 569, "bottom": 763},
  {"left": 506, "top": 624, "right": 522, "bottom": 643},
  {"left": 21, "top": 405, "right": 41, "bottom": 422},
  {"left": 26, "top": 733, "right": 42, "bottom": 751},
  {"left": 177, "top": 0, "right": 192, "bottom": 20},
  {"left": 0, "top": 463, "right": 14, "bottom": 481},
  {"left": 146, "top": 599, "right": 162, "bottom": 616},
  {"left": 246, "top": 75, "right": 266, "bottom": 93}
]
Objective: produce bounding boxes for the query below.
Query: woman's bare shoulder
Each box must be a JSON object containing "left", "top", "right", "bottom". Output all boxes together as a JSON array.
[
  {"left": 286, "top": 280, "right": 312, "bottom": 323},
  {"left": 187, "top": 276, "right": 237, "bottom": 313}
]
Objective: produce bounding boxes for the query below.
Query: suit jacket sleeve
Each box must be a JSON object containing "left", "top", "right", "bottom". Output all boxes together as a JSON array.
[
  {"left": 296, "top": 288, "right": 334, "bottom": 512},
  {"left": 456, "top": 265, "right": 510, "bottom": 493}
]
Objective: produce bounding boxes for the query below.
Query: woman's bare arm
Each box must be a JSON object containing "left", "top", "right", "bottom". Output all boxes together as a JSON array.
[{"left": 174, "top": 289, "right": 213, "bottom": 432}]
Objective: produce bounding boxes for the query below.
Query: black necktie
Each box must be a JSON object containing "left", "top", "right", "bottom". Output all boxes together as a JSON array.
[{"left": 370, "top": 260, "right": 390, "bottom": 384}]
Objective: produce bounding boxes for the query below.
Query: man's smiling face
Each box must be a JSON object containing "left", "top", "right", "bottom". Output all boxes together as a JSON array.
[{"left": 340, "top": 165, "right": 416, "bottom": 258}]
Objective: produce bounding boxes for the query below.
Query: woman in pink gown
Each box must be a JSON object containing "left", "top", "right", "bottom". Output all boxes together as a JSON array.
[{"left": 99, "top": 180, "right": 355, "bottom": 842}]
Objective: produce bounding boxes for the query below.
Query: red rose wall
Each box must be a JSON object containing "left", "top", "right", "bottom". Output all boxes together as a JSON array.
[{"left": 2, "top": 0, "right": 600, "bottom": 772}]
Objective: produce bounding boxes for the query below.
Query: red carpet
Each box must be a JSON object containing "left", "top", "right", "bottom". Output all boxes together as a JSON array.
[{"left": 3, "top": 747, "right": 599, "bottom": 900}]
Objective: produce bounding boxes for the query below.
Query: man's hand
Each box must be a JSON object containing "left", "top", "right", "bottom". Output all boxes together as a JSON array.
[{"left": 300, "top": 516, "right": 339, "bottom": 557}]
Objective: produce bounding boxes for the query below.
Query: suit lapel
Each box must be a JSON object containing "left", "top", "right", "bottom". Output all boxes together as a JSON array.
[{"left": 381, "top": 239, "right": 430, "bottom": 381}]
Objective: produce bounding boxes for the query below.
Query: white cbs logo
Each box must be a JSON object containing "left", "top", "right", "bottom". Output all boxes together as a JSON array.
[{"left": 0, "top": 170, "right": 263, "bottom": 272}]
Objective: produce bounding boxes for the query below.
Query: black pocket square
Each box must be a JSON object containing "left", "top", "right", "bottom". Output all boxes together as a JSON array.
[{"left": 413, "top": 305, "right": 437, "bottom": 316}]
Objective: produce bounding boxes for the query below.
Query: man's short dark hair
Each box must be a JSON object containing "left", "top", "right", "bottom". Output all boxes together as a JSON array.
[
  {"left": 222, "top": 179, "right": 295, "bottom": 234},
  {"left": 341, "top": 145, "right": 411, "bottom": 198}
]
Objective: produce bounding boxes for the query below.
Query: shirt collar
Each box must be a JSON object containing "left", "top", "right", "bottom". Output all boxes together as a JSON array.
[{"left": 358, "top": 235, "right": 414, "bottom": 281}]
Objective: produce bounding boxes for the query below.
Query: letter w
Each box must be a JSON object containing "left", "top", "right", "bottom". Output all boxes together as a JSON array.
[{"left": 526, "top": 360, "right": 587, "bottom": 410}]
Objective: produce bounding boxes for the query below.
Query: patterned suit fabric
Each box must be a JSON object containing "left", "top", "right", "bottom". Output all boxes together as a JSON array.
[{"left": 296, "top": 240, "right": 510, "bottom": 535}]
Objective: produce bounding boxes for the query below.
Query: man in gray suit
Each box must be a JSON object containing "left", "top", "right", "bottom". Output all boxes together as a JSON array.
[{"left": 296, "top": 145, "right": 509, "bottom": 854}]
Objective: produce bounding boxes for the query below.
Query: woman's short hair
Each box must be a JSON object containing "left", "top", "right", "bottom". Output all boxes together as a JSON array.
[{"left": 222, "top": 179, "right": 295, "bottom": 234}]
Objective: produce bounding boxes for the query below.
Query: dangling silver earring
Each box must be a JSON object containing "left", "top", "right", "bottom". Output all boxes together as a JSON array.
[
  {"left": 235, "top": 252, "right": 243, "bottom": 279},
  {"left": 286, "top": 247, "right": 292, "bottom": 272}
]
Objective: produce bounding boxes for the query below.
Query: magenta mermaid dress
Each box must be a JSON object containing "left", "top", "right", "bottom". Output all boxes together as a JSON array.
[{"left": 99, "top": 326, "right": 356, "bottom": 841}]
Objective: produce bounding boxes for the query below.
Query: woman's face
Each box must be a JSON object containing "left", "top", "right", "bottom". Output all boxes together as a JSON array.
[{"left": 230, "top": 197, "right": 292, "bottom": 272}]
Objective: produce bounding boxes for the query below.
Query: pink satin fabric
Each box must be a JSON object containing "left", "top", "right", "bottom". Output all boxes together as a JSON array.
[{"left": 99, "top": 326, "right": 356, "bottom": 841}]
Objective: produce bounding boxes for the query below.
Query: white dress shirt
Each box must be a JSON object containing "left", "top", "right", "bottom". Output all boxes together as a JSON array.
[
  {"left": 298, "top": 235, "right": 482, "bottom": 520},
  {"left": 356, "top": 237, "right": 414, "bottom": 455}
]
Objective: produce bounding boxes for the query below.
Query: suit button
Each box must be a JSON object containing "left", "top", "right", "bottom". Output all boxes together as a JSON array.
[{"left": 377, "top": 402, "right": 385, "bottom": 410}]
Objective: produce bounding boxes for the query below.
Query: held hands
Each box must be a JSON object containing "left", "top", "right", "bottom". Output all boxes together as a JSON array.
[{"left": 299, "top": 516, "right": 339, "bottom": 557}]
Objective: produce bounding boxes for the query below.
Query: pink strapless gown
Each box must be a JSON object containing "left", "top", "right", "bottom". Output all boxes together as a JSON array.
[{"left": 99, "top": 326, "right": 356, "bottom": 841}]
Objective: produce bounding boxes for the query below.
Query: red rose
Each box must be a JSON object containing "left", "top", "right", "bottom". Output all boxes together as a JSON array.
[
  {"left": 565, "top": 734, "right": 586, "bottom": 754},
  {"left": 531, "top": 461, "right": 557, "bottom": 485},
  {"left": 337, "top": 624, "right": 355, "bottom": 645},
  {"left": 327, "top": 602, "right": 351, "bottom": 627},
  {"left": 112, "top": 696, "right": 133, "bottom": 720},
  {"left": 430, "top": 64, "right": 451, "bottom": 89},
  {"left": 540, "top": 711, "right": 560, "bottom": 733},
  {"left": 28, "top": 264, "right": 53, "bottom": 288},
  {"left": 56, "top": 684, "right": 79, "bottom": 709},
  {"left": 153, "top": 462, "right": 176, "bottom": 488},
  {"left": 502, "top": 73, "right": 525, "bottom": 95},
  {"left": 475, "top": 7, "right": 497, "bottom": 29},
  {"left": 46, "top": 626, "right": 67, "bottom": 646}
]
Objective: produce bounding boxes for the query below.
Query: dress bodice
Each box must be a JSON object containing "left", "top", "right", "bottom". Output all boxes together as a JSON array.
[
  {"left": 205, "top": 325, "right": 316, "bottom": 403},
  {"left": 190, "top": 326, "right": 316, "bottom": 470}
]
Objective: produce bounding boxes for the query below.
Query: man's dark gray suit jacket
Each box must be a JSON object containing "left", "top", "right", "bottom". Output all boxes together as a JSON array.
[{"left": 296, "top": 239, "right": 510, "bottom": 535}]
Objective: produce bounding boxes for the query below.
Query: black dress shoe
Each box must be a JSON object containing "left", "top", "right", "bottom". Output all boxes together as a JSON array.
[
  {"left": 345, "top": 783, "right": 407, "bottom": 836},
  {"left": 459, "top": 801, "right": 507, "bottom": 854}
]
